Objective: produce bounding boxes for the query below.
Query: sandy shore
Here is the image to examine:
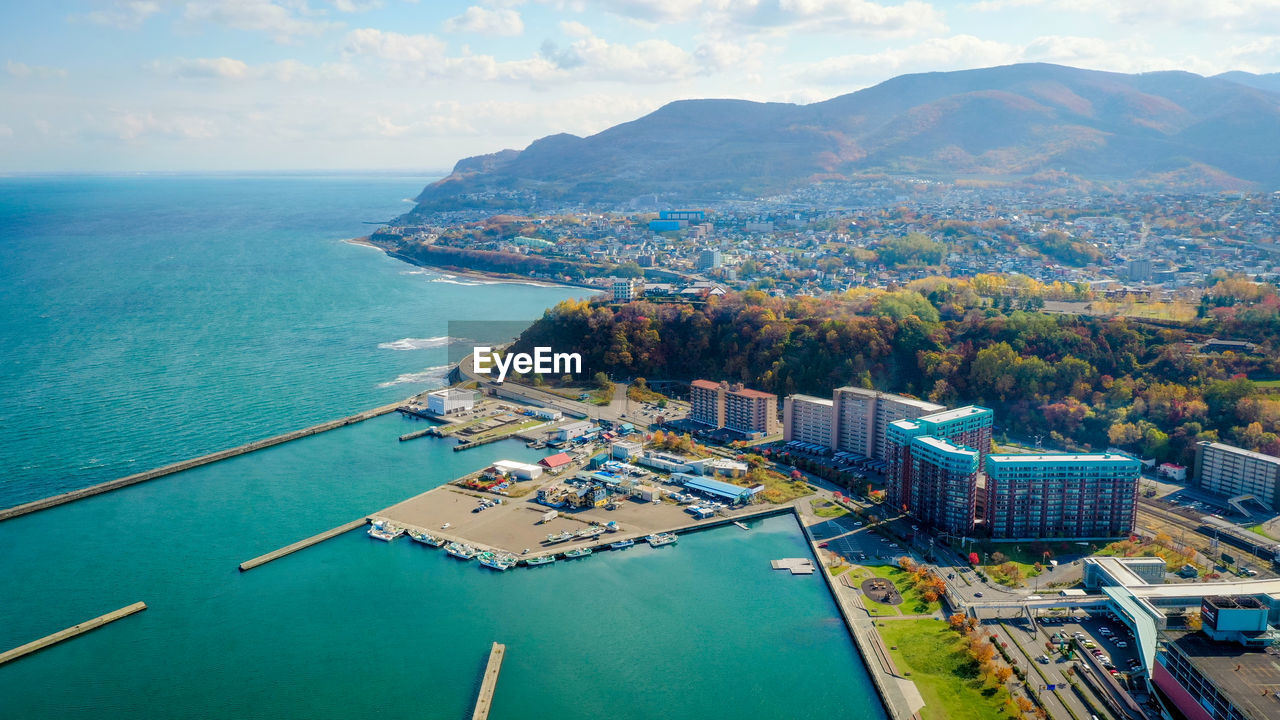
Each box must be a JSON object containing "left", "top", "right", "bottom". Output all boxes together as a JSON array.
[{"left": 345, "top": 235, "right": 604, "bottom": 291}]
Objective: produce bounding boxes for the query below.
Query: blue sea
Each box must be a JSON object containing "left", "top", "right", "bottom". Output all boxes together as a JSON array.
[{"left": 0, "top": 176, "right": 886, "bottom": 719}]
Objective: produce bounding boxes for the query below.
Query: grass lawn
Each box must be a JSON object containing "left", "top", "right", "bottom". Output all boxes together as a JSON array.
[
  {"left": 1249, "top": 524, "right": 1275, "bottom": 540},
  {"left": 869, "top": 565, "right": 941, "bottom": 615},
  {"left": 878, "top": 619, "right": 1017, "bottom": 720},
  {"left": 1252, "top": 379, "right": 1280, "bottom": 390},
  {"left": 982, "top": 560, "right": 1041, "bottom": 587},
  {"left": 810, "top": 498, "right": 850, "bottom": 519}
]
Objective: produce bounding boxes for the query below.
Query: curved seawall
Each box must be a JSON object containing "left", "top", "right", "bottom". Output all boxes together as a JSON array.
[{"left": 0, "top": 402, "right": 403, "bottom": 522}]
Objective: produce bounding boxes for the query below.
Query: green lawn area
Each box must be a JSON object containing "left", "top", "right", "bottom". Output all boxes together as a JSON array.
[
  {"left": 878, "top": 619, "right": 1017, "bottom": 720},
  {"left": 1249, "top": 525, "right": 1275, "bottom": 540},
  {"left": 1252, "top": 379, "right": 1280, "bottom": 390},
  {"left": 982, "top": 560, "right": 1041, "bottom": 587},
  {"left": 810, "top": 498, "right": 850, "bottom": 519},
  {"left": 868, "top": 565, "right": 942, "bottom": 615}
]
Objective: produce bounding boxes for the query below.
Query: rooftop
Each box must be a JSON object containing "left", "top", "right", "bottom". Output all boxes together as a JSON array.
[
  {"left": 919, "top": 405, "right": 993, "bottom": 424},
  {"left": 729, "top": 387, "right": 775, "bottom": 400},
  {"left": 691, "top": 379, "right": 722, "bottom": 391},
  {"left": 789, "top": 394, "right": 833, "bottom": 407},
  {"left": 914, "top": 435, "right": 978, "bottom": 457},
  {"left": 1165, "top": 631, "right": 1280, "bottom": 720},
  {"left": 1200, "top": 441, "right": 1280, "bottom": 465},
  {"left": 986, "top": 452, "right": 1141, "bottom": 466}
]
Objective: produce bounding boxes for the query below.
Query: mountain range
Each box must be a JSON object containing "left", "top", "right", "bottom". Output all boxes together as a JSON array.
[{"left": 413, "top": 63, "right": 1280, "bottom": 210}]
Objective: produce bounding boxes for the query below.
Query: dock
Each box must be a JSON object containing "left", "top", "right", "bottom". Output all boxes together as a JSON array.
[
  {"left": 471, "top": 642, "right": 506, "bottom": 720},
  {"left": 0, "top": 401, "right": 405, "bottom": 523},
  {"left": 0, "top": 602, "right": 147, "bottom": 666},
  {"left": 398, "top": 426, "right": 440, "bottom": 442},
  {"left": 771, "top": 558, "right": 815, "bottom": 574},
  {"left": 238, "top": 517, "right": 369, "bottom": 571},
  {"left": 733, "top": 521, "right": 750, "bottom": 530}
]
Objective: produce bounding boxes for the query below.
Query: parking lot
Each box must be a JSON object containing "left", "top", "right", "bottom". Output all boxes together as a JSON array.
[{"left": 809, "top": 516, "right": 907, "bottom": 565}]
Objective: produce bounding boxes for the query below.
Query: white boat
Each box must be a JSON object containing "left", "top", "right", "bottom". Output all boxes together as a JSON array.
[
  {"left": 523, "top": 555, "right": 556, "bottom": 566},
  {"left": 646, "top": 533, "right": 677, "bottom": 547},
  {"left": 368, "top": 521, "right": 404, "bottom": 542},
  {"left": 576, "top": 526, "right": 606, "bottom": 538},
  {"left": 478, "top": 551, "right": 518, "bottom": 571},
  {"left": 445, "top": 542, "right": 478, "bottom": 560},
  {"left": 408, "top": 530, "right": 445, "bottom": 547},
  {"left": 545, "top": 530, "right": 574, "bottom": 543},
  {"left": 609, "top": 539, "right": 635, "bottom": 550}
]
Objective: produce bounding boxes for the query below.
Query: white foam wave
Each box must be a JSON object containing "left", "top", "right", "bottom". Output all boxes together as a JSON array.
[
  {"left": 378, "top": 336, "right": 449, "bottom": 351},
  {"left": 430, "top": 277, "right": 488, "bottom": 286},
  {"left": 377, "top": 365, "right": 450, "bottom": 388}
]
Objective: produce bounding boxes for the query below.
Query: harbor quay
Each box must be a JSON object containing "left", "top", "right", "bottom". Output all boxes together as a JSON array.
[{"left": 373, "top": 481, "right": 792, "bottom": 559}]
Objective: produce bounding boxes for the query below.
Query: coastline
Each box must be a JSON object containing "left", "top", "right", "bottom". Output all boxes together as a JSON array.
[{"left": 348, "top": 236, "right": 604, "bottom": 292}]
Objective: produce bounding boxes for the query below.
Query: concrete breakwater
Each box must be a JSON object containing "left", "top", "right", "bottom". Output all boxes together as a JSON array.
[
  {"left": 0, "top": 401, "right": 404, "bottom": 523},
  {"left": 238, "top": 518, "right": 371, "bottom": 572},
  {"left": 0, "top": 602, "right": 148, "bottom": 666}
]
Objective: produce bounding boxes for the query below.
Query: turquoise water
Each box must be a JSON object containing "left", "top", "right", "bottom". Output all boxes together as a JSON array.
[
  {"left": 0, "top": 175, "right": 585, "bottom": 507},
  {"left": 0, "top": 177, "right": 887, "bottom": 719}
]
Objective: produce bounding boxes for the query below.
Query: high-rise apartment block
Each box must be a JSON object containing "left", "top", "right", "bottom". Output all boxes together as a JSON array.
[
  {"left": 983, "top": 453, "right": 1141, "bottom": 539},
  {"left": 690, "top": 380, "right": 780, "bottom": 436},
  {"left": 1193, "top": 441, "right": 1280, "bottom": 511}
]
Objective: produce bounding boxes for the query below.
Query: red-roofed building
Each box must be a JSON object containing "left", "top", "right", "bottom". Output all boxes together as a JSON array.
[
  {"left": 539, "top": 452, "right": 573, "bottom": 471},
  {"left": 689, "top": 379, "right": 780, "bottom": 436}
]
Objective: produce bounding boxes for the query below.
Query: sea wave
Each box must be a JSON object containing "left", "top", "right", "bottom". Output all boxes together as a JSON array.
[
  {"left": 430, "top": 277, "right": 488, "bottom": 286},
  {"left": 377, "top": 365, "right": 450, "bottom": 388},
  {"left": 377, "top": 336, "right": 450, "bottom": 351}
]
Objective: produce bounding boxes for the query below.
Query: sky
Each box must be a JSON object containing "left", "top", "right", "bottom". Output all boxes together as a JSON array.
[{"left": 2, "top": 0, "right": 1279, "bottom": 172}]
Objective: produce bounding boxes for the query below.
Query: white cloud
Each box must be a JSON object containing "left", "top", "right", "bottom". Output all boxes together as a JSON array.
[
  {"left": 110, "top": 110, "right": 221, "bottom": 141},
  {"left": 147, "top": 56, "right": 359, "bottom": 82},
  {"left": 331, "top": 0, "right": 382, "bottom": 11},
  {"left": 5, "top": 61, "right": 69, "bottom": 79},
  {"left": 443, "top": 6, "right": 525, "bottom": 36},
  {"left": 588, "top": 0, "right": 946, "bottom": 37},
  {"left": 0, "top": 124, "right": 13, "bottom": 139},
  {"left": 76, "top": 1, "right": 162, "bottom": 29},
  {"left": 342, "top": 28, "right": 448, "bottom": 63},
  {"left": 794, "top": 35, "right": 1017, "bottom": 84},
  {"left": 182, "top": 0, "right": 339, "bottom": 43}
]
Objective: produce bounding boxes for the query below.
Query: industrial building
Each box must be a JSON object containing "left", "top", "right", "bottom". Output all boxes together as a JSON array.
[{"left": 425, "top": 388, "right": 475, "bottom": 415}]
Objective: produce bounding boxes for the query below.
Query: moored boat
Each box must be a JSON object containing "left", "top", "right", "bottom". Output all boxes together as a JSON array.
[
  {"left": 562, "top": 547, "right": 593, "bottom": 559},
  {"left": 445, "top": 542, "right": 478, "bottom": 560},
  {"left": 478, "top": 551, "right": 518, "bottom": 571},
  {"left": 609, "top": 539, "right": 635, "bottom": 550},
  {"left": 646, "top": 532, "right": 677, "bottom": 547},
  {"left": 545, "top": 530, "right": 574, "bottom": 543},
  {"left": 408, "top": 530, "right": 445, "bottom": 547},
  {"left": 523, "top": 555, "right": 556, "bottom": 566},
  {"left": 576, "top": 526, "right": 606, "bottom": 538},
  {"left": 368, "top": 520, "right": 404, "bottom": 542}
]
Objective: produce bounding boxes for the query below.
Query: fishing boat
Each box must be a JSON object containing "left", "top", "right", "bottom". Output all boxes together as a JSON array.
[
  {"left": 408, "top": 530, "right": 445, "bottom": 547},
  {"left": 478, "top": 551, "right": 518, "bottom": 571},
  {"left": 444, "top": 542, "right": 478, "bottom": 560},
  {"left": 368, "top": 520, "right": 404, "bottom": 542},
  {"left": 605, "top": 521, "right": 619, "bottom": 533},
  {"left": 545, "top": 530, "right": 574, "bottom": 543},
  {"left": 646, "top": 532, "right": 677, "bottom": 547},
  {"left": 523, "top": 555, "right": 556, "bottom": 566},
  {"left": 609, "top": 539, "right": 635, "bottom": 550},
  {"left": 563, "top": 547, "right": 593, "bottom": 559},
  {"left": 576, "top": 526, "right": 606, "bottom": 538}
]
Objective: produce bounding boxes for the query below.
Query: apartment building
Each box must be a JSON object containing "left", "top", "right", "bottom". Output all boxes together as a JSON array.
[
  {"left": 885, "top": 405, "right": 993, "bottom": 522},
  {"left": 831, "top": 387, "right": 943, "bottom": 460},
  {"left": 781, "top": 394, "right": 833, "bottom": 447},
  {"left": 1193, "top": 441, "right": 1280, "bottom": 511},
  {"left": 689, "top": 380, "right": 780, "bottom": 436},
  {"left": 898, "top": 435, "right": 981, "bottom": 535},
  {"left": 984, "top": 453, "right": 1141, "bottom": 539}
]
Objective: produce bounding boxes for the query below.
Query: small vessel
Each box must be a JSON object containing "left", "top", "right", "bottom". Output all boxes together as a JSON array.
[
  {"left": 445, "top": 542, "right": 478, "bottom": 560},
  {"left": 546, "top": 530, "right": 574, "bottom": 543},
  {"left": 646, "top": 533, "right": 677, "bottom": 547},
  {"left": 523, "top": 555, "right": 556, "bottom": 566},
  {"left": 368, "top": 520, "right": 404, "bottom": 542},
  {"left": 441, "top": 522, "right": 451, "bottom": 530},
  {"left": 609, "top": 539, "right": 635, "bottom": 550},
  {"left": 563, "top": 547, "right": 593, "bottom": 559},
  {"left": 576, "top": 526, "right": 606, "bottom": 538},
  {"left": 605, "top": 521, "right": 619, "bottom": 533},
  {"left": 478, "top": 551, "right": 518, "bottom": 571},
  {"left": 408, "top": 530, "right": 445, "bottom": 547}
]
